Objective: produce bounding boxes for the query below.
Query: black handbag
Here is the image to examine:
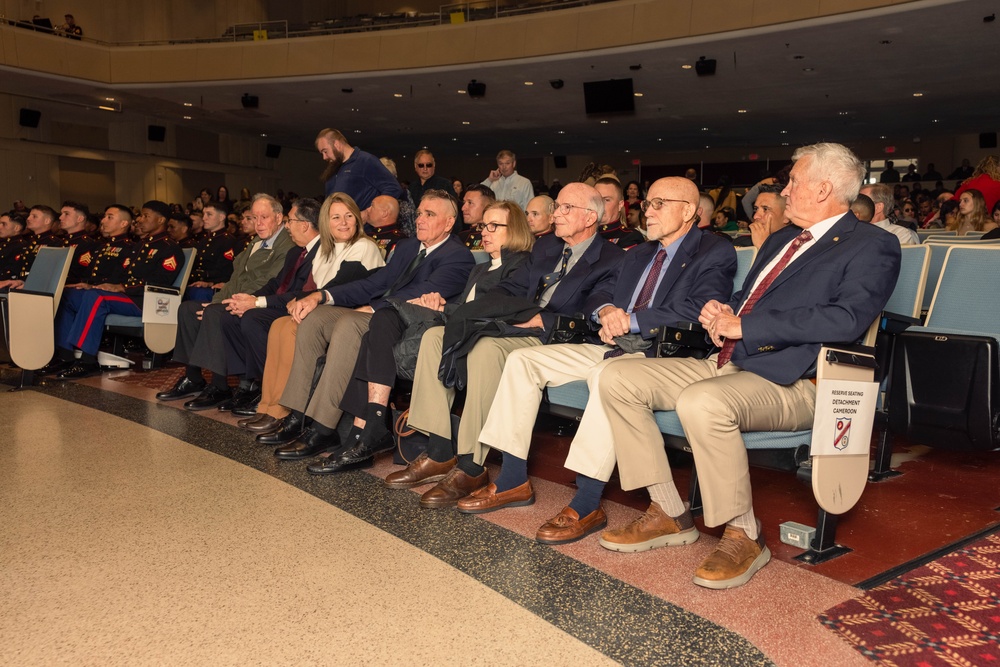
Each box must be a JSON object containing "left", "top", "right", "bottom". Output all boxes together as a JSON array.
[
  {"left": 655, "top": 322, "right": 714, "bottom": 359},
  {"left": 546, "top": 314, "right": 594, "bottom": 345}
]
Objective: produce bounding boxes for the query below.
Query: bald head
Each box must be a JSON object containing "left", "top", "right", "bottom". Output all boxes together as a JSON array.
[
  {"left": 363, "top": 195, "right": 400, "bottom": 229},
  {"left": 645, "top": 177, "right": 699, "bottom": 246}
]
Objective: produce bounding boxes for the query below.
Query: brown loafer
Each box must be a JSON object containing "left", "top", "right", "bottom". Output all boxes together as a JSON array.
[
  {"left": 535, "top": 506, "right": 608, "bottom": 545},
  {"left": 244, "top": 415, "right": 280, "bottom": 433},
  {"left": 384, "top": 453, "right": 457, "bottom": 489},
  {"left": 419, "top": 468, "right": 489, "bottom": 509},
  {"left": 456, "top": 480, "right": 534, "bottom": 515}
]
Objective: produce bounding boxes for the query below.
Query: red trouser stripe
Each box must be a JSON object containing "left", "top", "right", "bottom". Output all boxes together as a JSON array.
[{"left": 75, "top": 294, "right": 135, "bottom": 350}]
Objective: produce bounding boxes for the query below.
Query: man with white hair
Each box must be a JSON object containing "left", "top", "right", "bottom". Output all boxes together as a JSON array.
[
  {"left": 584, "top": 143, "right": 901, "bottom": 589},
  {"left": 859, "top": 183, "right": 919, "bottom": 245}
]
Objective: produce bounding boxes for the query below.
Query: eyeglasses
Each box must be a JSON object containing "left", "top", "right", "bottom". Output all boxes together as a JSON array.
[
  {"left": 481, "top": 222, "right": 508, "bottom": 232},
  {"left": 416, "top": 163, "right": 434, "bottom": 168},
  {"left": 640, "top": 198, "right": 693, "bottom": 213},
  {"left": 554, "top": 202, "right": 592, "bottom": 215}
]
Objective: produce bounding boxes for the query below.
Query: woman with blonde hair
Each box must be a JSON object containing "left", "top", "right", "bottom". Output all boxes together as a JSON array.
[
  {"left": 949, "top": 188, "right": 997, "bottom": 235},
  {"left": 240, "top": 192, "right": 385, "bottom": 434}
]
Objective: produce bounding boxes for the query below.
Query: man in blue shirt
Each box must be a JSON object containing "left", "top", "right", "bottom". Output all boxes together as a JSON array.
[{"left": 315, "top": 128, "right": 403, "bottom": 209}]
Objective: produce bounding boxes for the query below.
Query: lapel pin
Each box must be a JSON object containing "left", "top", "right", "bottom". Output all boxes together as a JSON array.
[{"left": 833, "top": 236, "right": 840, "bottom": 242}]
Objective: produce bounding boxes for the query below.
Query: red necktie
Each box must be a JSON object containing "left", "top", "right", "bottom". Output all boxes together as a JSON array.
[
  {"left": 276, "top": 247, "right": 307, "bottom": 295},
  {"left": 717, "top": 230, "right": 813, "bottom": 368}
]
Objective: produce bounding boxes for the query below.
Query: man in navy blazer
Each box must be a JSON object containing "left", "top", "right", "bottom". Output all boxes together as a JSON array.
[
  {"left": 461, "top": 177, "right": 736, "bottom": 543},
  {"left": 587, "top": 143, "right": 900, "bottom": 590},
  {"left": 263, "top": 190, "right": 475, "bottom": 461},
  {"left": 384, "top": 182, "right": 625, "bottom": 508}
]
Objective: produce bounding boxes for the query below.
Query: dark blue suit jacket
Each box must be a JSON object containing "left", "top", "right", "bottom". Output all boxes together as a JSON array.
[
  {"left": 495, "top": 232, "right": 624, "bottom": 330},
  {"left": 254, "top": 242, "right": 320, "bottom": 308},
  {"left": 591, "top": 227, "right": 737, "bottom": 351},
  {"left": 326, "top": 235, "right": 475, "bottom": 310},
  {"left": 727, "top": 212, "right": 901, "bottom": 385}
]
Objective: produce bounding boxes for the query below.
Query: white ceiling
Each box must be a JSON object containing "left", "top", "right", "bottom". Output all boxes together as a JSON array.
[{"left": 4, "top": 0, "right": 999, "bottom": 160}]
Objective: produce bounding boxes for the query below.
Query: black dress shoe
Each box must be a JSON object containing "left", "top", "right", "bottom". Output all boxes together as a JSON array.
[
  {"left": 55, "top": 362, "right": 101, "bottom": 380},
  {"left": 274, "top": 429, "right": 340, "bottom": 460},
  {"left": 37, "top": 359, "right": 73, "bottom": 377},
  {"left": 156, "top": 376, "right": 206, "bottom": 401},
  {"left": 256, "top": 412, "right": 306, "bottom": 446},
  {"left": 227, "top": 388, "right": 262, "bottom": 415},
  {"left": 183, "top": 385, "right": 233, "bottom": 411},
  {"left": 308, "top": 432, "right": 394, "bottom": 474}
]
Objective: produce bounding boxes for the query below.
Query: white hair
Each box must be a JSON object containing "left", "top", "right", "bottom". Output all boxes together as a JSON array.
[{"left": 791, "top": 142, "right": 865, "bottom": 205}]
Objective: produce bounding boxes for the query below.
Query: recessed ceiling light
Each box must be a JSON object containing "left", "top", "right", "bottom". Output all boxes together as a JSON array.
[
  {"left": 462, "top": 121, "right": 470, "bottom": 125},
  {"left": 701, "top": 127, "right": 709, "bottom": 131},
  {"left": 260, "top": 133, "right": 267, "bottom": 137},
  {"left": 681, "top": 64, "right": 693, "bottom": 69},
  {"left": 838, "top": 111, "right": 849, "bottom": 116},
  {"left": 624, "top": 149, "right": 630, "bottom": 153},
  {"left": 524, "top": 81, "right": 533, "bottom": 86},
  {"left": 932, "top": 119, "right": 940, "bottom": 123},
  {"left": 105, "top": 97, "right": 115, "bottom": 101},
  {"left": 705, "top": 145, "right": 710, "bottom": 149},
  {"left": 880, "top": 135, "right": 887, "bottom": 139},
  {"left": 183, "top": 115, "right": 191, "bottom": 120},
  {"left": 600, "top": 120, "right": 609, "bottom": 124},
  {"left": 393, "top": 93, "right": 403, "bottom": 98},
  {"left": 737, "top": 109, "right": 748, "bottom": 113},
  {"left": 183, "top": 102, "right": 193, "bottom": 107},
  {"left": 781, "top": 142, "right": 789, "bottom": 146},
  {"left": 557, "top": 130, "right": 565, "bottom": 134},
  {"left": 802, "top": 67, "right": 814, "bottom": 72},
  {"left": 457, "top": 90, "right": 466, "bottom": 94},
  {"left": 452, "top": 137, "right": 457, "bottom": 141},
  {"left": 912, "top": 92, "right": 923, "bottom": 97},
  {"left": 658, "top": 138, "right": 663, "bottom": 142},
  {"left": 354, "top": 130, "right": 361, "bottom": 133},
  {"left": 780, "top": 130, "right": 788, "bottom": 134},
  {"left": 634, "top": 92, "right": 643, "bottom": 97}
]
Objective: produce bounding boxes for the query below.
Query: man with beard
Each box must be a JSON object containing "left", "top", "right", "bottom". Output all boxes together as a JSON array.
[{"left": 316, "top": 128, "right": 403, "bottom": 209}]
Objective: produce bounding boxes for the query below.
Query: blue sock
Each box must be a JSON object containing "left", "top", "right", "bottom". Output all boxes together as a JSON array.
[
  {"left": 493, "top": 453, "right": 528, "bottom": 493},
  {"left": 568, "top": 474, "right": 605, "bottom": 517}
]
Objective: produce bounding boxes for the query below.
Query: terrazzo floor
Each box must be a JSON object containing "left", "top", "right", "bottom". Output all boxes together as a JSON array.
[{"left": 0, "top": 370, "right": 883, "bottom": 666}]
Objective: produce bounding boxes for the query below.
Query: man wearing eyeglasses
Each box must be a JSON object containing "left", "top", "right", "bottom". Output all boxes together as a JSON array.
[
  {"left": 408, "top": 150, "right": 452, "bottom": 207},
  {"left": 468, "top": 177, "right": 736, "bottom": 542},
  {"left": 389, "top": 182, "right": 625, "bottom": 509},
  {"left": 587, "top": 143, "right": 900, "bottom": 590}
]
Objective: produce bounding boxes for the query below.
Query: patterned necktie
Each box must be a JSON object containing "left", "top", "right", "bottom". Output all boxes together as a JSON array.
[
  {"left": 716, "top": 229, "right": 813, "bottom": 368},
  {"left": 276, "top": 247, "right": 308, "bottom": 295},
  {"left": 604, "top": 248, "right": 667, "bottom": 360},
  {"left": 535, "top": 246, "right": 572, "bottom": 303}
]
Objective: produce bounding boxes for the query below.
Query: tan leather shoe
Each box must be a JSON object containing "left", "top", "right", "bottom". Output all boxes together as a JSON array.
[
  {"left": 598, "top": 502, "right": 700, "bottom": 552},
  {"left": 536, "top": 506, "right": 608, "bottom": 545},
  {"left": 419, "top": 468, "right": 489, "bottom": 509},
  {"left": 384, "top": 453, "right": 457, "bottom": 489},
  {"left": 692, "top": 523, "right": 770, "bottom": 590},
  {"left": 456, "top": 480, "right": 534, "bottom": 515}
]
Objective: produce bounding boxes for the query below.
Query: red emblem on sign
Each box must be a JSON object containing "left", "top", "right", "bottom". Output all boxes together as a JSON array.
[
  {"left": 162, "top": 256, "right": 178, "bottom": 271},
  {"left": 224, "top": 249, "right": 235, "bottom": 260}
]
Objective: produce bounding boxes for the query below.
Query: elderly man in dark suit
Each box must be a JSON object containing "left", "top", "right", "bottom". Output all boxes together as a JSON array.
[
  {"left": 462, "top": 177, "right": 737, "bottom": 544},
  {"left": 258, "top": 190, "right": 475, "bottom": 461},
  {"left": 583, "top": 143, "right": 900, "bottom": 590},
  {"left": 387, "top": 182, "right": 625, "bottom": 508}
]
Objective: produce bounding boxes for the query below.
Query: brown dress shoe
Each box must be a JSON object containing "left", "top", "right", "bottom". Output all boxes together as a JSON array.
[
  {"left": 536, "top": 506, "right": 608, "bottom": 545},
  {"left": 692, "top": 523, "right": 770, "bottom": 590},
  {"left": 384, "top": 453, "right": 457, "bottom": 489},
  {"left": 419, "top": 468, "right": 488, "bottom": 509},
  {"left": 238, "top": 414, "right": 265, "bottom": 429},
  {"left": 244, "top": 415, "right": 280, "bottom": 433},
  {"left": 598, "top": 502, "right": 700, "bottom": 552},
  {"left": 456, "top": 480, "right": 534, "bottom": 515}
]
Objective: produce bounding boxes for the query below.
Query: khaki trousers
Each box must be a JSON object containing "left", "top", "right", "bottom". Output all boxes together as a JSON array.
[
  {"left": 565, "top": 354, "right": 816, "bottom": 528},
  {"left": 257, "top": 316, "right": 296, "bottom": 420},
  {"left": 479, "top": 343, "right": 641, "bottom": 478},
  {"left": 278, "top": 306, "right": 372, "bottom": 428},
  {"left": 406, "top": 327, "right": 541, "bottom": 465}
]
